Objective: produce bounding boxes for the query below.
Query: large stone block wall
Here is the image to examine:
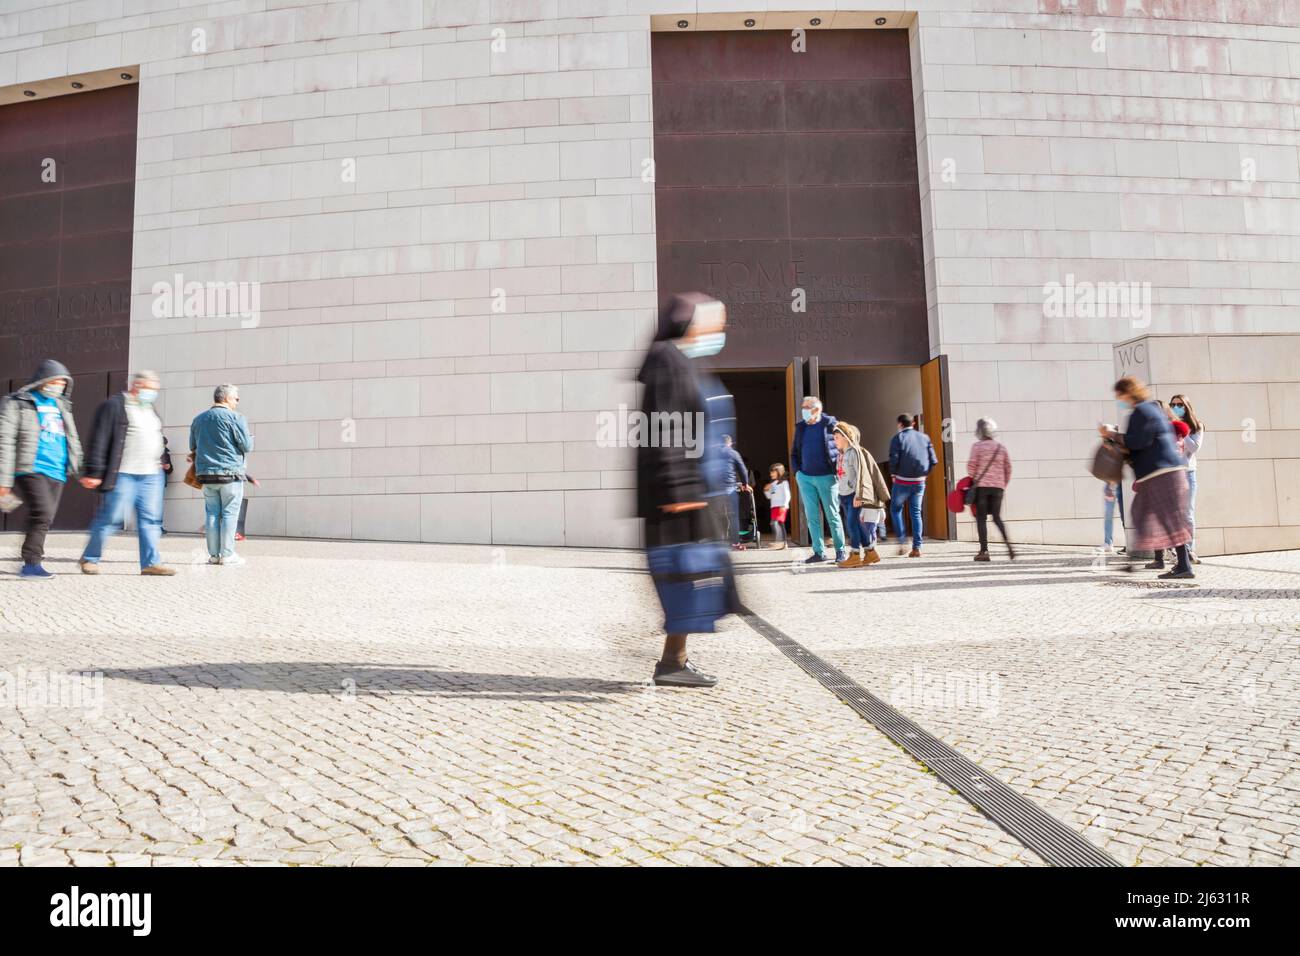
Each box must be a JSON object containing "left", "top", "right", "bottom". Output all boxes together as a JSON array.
[
  {"left": 1116, "top": 333, "right": 1300, "bottom": 555},
  {"left": 917, "top": 1, "right": 1300, "bottom": 546},
  {"left": 3, "top": 1, "right": 1298, "bottom": 548}
]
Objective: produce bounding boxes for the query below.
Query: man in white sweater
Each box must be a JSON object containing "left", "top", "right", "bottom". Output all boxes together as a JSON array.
[{"left": 79, "top": 371, "right": 176, "bottom": 576}]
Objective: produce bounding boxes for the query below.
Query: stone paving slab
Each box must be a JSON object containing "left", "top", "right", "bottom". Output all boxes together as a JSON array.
[
  {"left": 736, "top": 542, "right": 1300, "bottom": 867},
  {"left": 1, "top": 532, "right": 1038, "bottom": 867}
]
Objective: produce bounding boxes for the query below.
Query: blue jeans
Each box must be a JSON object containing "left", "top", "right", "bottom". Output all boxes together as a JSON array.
[
  {"left": 796, "top": 471, "right": 844, "bottom": 557},
  {"left": 889, "top": 481, "right": 925, "bottom": 549},
  {"left": 840, "top": 493, "right": 866, "bottom": 549},
  {"left": 204, "top": 481, "right": 244, "bottom": 559},
  {"left": 1186, "top": 469, "right": 1197, "bottom": 550},
  {"left": 1103, "top": 494, "right": 1116, "bottom": 546},
  {"left": 81, "top": 472, "right": 164, "bottom": 569}
]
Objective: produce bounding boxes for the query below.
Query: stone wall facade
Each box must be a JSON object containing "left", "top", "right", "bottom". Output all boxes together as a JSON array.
[{"left": 3, "top": 1, "right": 1297, "bottom": 549}]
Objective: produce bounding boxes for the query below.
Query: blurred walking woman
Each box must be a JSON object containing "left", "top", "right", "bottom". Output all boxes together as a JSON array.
[
  {"left": 636, "top": 293, "right": 732, "bottom": 688},
  {"left": 1100, "top": 377, "right": 1194, "bottom": 579}
]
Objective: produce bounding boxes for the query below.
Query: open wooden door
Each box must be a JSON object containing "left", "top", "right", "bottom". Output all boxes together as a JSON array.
[
  {"left": 920, "top": 355, "right": 954, "bottom": 540},
  {"left": 785, "top": 358, "right": 805, "bottom": 545}
]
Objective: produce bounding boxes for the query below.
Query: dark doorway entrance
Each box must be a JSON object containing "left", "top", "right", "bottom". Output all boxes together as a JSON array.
[
  {"left": 0, "top": 83, "right": 138, "bottom": 532},
  {"left": 717, "top": 357, "right": 952, "bottom": 547},
  {"left": 716, "top": 369, "right": 786, "bottom": 533}
]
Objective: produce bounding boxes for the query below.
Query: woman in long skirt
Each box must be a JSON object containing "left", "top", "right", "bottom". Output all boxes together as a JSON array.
[{"left": 1100, "top": 376, "right": 1193, "bottom": 579}]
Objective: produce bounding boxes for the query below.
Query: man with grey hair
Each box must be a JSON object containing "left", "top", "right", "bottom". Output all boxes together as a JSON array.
[
  {"left": 189, "top": 383, "right": 253, "bottom": 565},
  {"left": 79, "top": 370, "right": 176, "bottom": 575},
  {"left": 791, "top": 395, "right": 847, "bottom": 564}
]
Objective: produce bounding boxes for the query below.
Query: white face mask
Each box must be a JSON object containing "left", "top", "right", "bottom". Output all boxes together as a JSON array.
[
  {"left": 40, "top": 382, "right": 66, "bottom": 397},
  {"left": 677, "top": 331, "right": 726, "bottom": 359}
]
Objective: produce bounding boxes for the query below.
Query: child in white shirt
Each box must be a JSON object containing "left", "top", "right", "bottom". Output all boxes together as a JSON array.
[{"left": 763, "top": 463, "right": 791, "bottom": 549}]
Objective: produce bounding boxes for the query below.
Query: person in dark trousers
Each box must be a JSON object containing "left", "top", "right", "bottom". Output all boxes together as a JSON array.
[
  {"left": 235, "top": 475, "right": 260, "bottom": 541},
  {"left": 791, "top": 395, "right": 847, "bottom": 565},
  {"left": 637, "top": 293, "right": 733, "bottom": 688},
  {"left": 79, "top": 371, "right": 176, "bottom": 576},
  {"left": 1168, "top": 393, "right": 1203, "bottom": 563},
  {"left": 0, "top": 359, "right": 84, "bottom": 578},
  {"left": 1099, "top": 376, "right": 1193, "bottom": 579},
  {"left": 888, "top": 413, "right": 937, "bottom": 557},
  {"left": 966, "top": 418, "right": 1015, "bottom": 561},
  {"left": 712, "top": 434, "right": 750, "bottom": 549},
  {"left": 159, "top": 436, "right": 173, "bottom": 533}
]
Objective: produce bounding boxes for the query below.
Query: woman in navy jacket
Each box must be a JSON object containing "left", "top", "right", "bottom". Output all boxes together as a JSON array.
[{"left": 1100, "top": 376, "right": 1193, "bottom": 578}]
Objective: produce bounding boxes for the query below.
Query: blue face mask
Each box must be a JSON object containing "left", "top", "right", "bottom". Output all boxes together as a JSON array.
[
  {"left": 679, "top": 331, "right": 725, "bottom": 359},
  {"left": 1171, "top": 405, "right": 1185, "bottom": 418},
  {"left": 136, "top": 388, "right": 158, "bottom": 405},
  {"left": 801, "top": 408, "right": 814, "bottom": 423}
]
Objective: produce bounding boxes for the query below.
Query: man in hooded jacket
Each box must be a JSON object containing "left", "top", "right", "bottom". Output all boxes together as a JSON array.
[{"left": 0, "top": 359, "right": 84, "bottom": 578}]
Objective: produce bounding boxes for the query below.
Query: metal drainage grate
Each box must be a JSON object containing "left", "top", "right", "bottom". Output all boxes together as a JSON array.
[{"left": 740, "top": 606, "right": 1119, "bottom": 868}]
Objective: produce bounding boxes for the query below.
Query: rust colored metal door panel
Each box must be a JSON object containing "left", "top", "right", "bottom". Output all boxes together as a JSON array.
[
  {"left": 653, "top": 29, "right": 928, "bottom": 370},
  {"left": 787, "top": 184, "right": 923, "bottom": 237},
  {"left": 785, "top": 358, "right": 804, "bottom": 545},
  {"left": 0, "top": 84, "right": 138, "bottom": 531},
  {"left": 0, "top": 84, "right": 136, "bottom": 385},
  {"left": 920, "top": 355, "right": 954, "bottom": 541},
  {"left": 652, "top": 80, "right": 785, "bottom": 133},
  {"left": 784, "top": 130, "right": 918, "bottom": 185}
]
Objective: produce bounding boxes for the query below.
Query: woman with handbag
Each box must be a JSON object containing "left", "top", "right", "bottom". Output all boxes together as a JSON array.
[
  {"left": 966, "top": 418, "right": 1014, "bottom": 562},
  {"left": 1099, "top": 376, "right": 1193, "bottom": 579},
  {"left": 636, "top": 293, "right": 731, "bottom": 688}
]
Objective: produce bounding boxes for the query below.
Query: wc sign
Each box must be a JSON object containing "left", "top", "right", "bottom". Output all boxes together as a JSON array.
[{"left": 1113, "top": 337, "right": 1149, "bottom": 382}]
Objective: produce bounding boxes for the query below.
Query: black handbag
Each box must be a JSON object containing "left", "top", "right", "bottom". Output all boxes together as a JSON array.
[{"left": 965, "top": 443, "right": 1005, "bottom": 505}]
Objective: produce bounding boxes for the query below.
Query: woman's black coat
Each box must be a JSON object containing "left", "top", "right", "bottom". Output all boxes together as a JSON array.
[{"left": 635, "top": 340, "right": 710, "bottom": 546}]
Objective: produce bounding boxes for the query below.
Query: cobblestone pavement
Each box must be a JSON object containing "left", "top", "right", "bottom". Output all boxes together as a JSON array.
[
  {"left": 739, "top": 541, "right": 1300, "bottom": 866},
  {"left": 1, "top": 531, "right": 1294, "bottom": 866}
]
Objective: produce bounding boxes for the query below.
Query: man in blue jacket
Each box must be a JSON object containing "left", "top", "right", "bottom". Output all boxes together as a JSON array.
[
  {"left": 888, "top": 413, "right": 937, "bottom": 557},
  {"left": 791, "top": 396, "right": 846, "bottom": 564},
  {"left": 189, "top": 383, "right": 253, "bottom": 566}
]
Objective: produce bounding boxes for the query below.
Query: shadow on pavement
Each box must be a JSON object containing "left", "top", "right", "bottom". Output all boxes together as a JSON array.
[
  {"left": 1126, "top": 588, "right": 1300, "bottom": 601},
  {"left": 809, "top": 572, "right": 1129, "bottom": 593},
  {"left": 96, "top": 662, "right": 644, "bottom": 703}
]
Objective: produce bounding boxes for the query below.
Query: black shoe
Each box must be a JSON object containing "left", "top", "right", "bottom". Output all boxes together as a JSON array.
[
  {"left": 974, "top": 551, "right": 990, "bottom": 562},
  {"left": 1144, "top": 559, "right": 1164, "bottom": 570},
  {"left": 1158, "top": 569, "right": 1195, "bottom": 580},
  {"left": 653, "top": 660, "right": 718, "bottom": 688},
  {"left": 804, "top": 553, "right": 826, "bottom": 564},
  {"left": 1007, "top": 547, "right": 1016, "bottom": 561}
]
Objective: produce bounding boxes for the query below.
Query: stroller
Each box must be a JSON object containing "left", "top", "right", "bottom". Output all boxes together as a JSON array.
[{"left": 736, "top": 485, "right": 761, "bottom": 549}]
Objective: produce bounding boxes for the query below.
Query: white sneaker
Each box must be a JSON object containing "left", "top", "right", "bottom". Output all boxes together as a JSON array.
[
  {"left": 1099, "top": 545, "right": 1114, "bottom": 554},
  {"left": 221, "top": 553, "right": 246, "bottom": 566},
  {"left": 207, "top": 556, "right": 221, "bottom": 565}
]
